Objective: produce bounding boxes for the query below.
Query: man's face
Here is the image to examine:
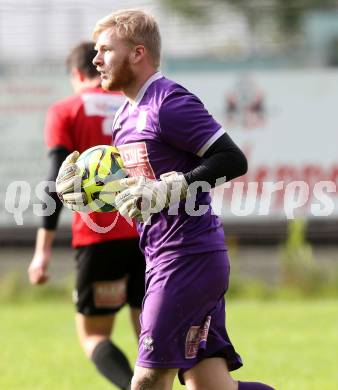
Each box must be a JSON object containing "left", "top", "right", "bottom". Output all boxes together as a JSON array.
[{"left": 93, "top": 28, "right": 135, "bottom": 91}]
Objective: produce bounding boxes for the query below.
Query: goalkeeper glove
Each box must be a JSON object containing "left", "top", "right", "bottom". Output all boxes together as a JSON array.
[
  {"left": 55, "top": 151, "right": 87, "bottom": 211},
  {"left": 114, "top": 172, "right": 188, "bottom": 223}
]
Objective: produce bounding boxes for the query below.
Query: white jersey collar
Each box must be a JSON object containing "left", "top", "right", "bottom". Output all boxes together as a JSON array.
[{"left": 128, "top": 71, "right": 163, "bottom": 107}]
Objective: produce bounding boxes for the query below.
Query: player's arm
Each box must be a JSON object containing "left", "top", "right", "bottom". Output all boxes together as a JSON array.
[
  {"left": 113, "top": 137, "right": 247, "bottom": 221},
  {"left": 183, "top": 132, "right": 248, "bottom": 186},
  {"left": 158, "top": 89, "right": 247, "bottom": 185},
  {"left": 28, "top": 147, "right": 70, "bottom": 284},
  {"left": 113, "top": 91, "right": 248, "bottom": 221}
]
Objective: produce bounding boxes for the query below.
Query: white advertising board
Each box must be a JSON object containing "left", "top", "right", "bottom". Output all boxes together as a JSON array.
[
  {"left": 0, "top": 68, "right": 73, "bottom": 227},
  {"left": 171, "top": 69, "right": 338, "bottom": 220},
  {"left": 1, "top": 68, "right": 337, "bottom": 227}
]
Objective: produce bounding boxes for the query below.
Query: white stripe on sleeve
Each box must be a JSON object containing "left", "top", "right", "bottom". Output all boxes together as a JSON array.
[{"left": 196, "top": 127, "right": 226, "bottom": 157}]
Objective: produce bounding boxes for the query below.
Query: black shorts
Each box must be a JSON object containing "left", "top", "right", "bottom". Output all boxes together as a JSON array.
[{"left": 74, "top": 238, "right": 145, "bottom": 316}]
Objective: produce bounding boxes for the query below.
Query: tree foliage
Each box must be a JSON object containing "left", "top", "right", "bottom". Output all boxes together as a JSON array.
[{"left": 161, "top": 0, "right": 338, "bottom": 34}]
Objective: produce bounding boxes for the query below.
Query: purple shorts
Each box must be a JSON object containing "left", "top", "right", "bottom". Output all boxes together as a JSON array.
[{"left": 137, "top": 251, "right": 242, "bottom": 383}]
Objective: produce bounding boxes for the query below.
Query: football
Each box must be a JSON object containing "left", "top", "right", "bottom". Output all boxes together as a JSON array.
[{"left": 76, "top": 145, "right": 127, "bottom": 212}]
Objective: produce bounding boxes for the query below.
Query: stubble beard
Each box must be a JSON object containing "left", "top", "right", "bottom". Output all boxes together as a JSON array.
[{"left": 101, "top": 57, "right": 135, "bottom": 92}]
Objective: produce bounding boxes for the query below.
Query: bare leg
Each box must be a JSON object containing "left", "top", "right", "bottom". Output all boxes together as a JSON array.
[
  {"left": 184, "top": 357, "right": 237, "bottom": 390},
  {"left": 76, "top": 313, "right": 133, "bottom": 390},
  {"left": 131, "top": 365, "right": 177, "bottom": 390},
  {"left": 76, "top": 312, "right": 115, "bottom": 357},
  {"left": 129, "top": 307, "right": 142, "bottom": 338}
]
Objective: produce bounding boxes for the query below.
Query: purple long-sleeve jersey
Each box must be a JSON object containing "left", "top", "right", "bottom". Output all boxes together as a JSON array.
[{"left": 113, "top": 72, "right": 227, "bottom": 270}]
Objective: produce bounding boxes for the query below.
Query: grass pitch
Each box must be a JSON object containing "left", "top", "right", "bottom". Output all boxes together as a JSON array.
[{"left": 1, "top": 300, "right": 337, "bottom": 389}]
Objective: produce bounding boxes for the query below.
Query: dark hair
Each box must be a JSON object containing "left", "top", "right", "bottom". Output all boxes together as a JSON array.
[{"left": 66, "top": 41, "right": 99, "bottom": 79}]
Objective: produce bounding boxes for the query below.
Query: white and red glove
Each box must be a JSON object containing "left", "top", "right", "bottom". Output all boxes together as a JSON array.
[
  {"left": 55, "top": 151, "right": 86, "bottom": 211},
  {"left": 115, "top": 172, "right": 189, "bottom": 223}
]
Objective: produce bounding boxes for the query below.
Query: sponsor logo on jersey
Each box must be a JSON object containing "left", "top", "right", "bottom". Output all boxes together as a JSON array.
[
  {"left": 136, "top": 110, "right": 148, "bottom": 133},
  {"left": 72, "top": 289, "right": 79, "bottom": 304},
  {"left": 185, "top": 315, "right": 211, "bottom": 359},
  {"left": 118, "top": 142, "right": 156, "bottom": 179},
  {"left": 82, "top": 93, "right": 124, "bottom": 117},
  {"left": 93, "top": 278, "right": 127, "bottom": 308},
  {"left": 143, "top": 336, "right": 154, "bottom": 352}
]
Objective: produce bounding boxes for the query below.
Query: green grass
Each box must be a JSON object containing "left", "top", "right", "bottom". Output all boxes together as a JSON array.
[{"left": 1, "top": 300, "right": 337, "bottom": 389}]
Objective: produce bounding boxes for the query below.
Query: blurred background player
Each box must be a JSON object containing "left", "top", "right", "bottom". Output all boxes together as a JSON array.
[{"left": 28, "top": 41, "right": 145, "bottom": 390}]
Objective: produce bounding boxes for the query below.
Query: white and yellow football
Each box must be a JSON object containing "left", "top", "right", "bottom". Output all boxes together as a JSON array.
[{"left": 76, "top": 145, "right": 127, "bottom": 212}]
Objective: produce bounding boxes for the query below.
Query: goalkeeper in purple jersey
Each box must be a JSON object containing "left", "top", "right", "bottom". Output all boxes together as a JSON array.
[{"left": 56, "top": 9, "right": 275, "bottom": 390}]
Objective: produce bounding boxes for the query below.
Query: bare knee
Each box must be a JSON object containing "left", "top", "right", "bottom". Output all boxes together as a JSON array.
[
  {"left": 80, "top": 334, "right": 108, "bottom": 358},
  {"left": 184, "top": 357, "right": 237, "bottom": 390},
  {"left": 132, "top": 372, "right": 157, "bottom": 390},
  {"left": 132, "top": 367, "right": 176, "bottom": 390},
  {"left": 76, "top": 313, "right": 114, "bottom": 358}
]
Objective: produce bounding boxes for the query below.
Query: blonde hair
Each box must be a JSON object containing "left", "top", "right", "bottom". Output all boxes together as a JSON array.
[{"left": 93, "top": 9, "right": 161, "bottom": 68}]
